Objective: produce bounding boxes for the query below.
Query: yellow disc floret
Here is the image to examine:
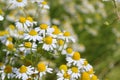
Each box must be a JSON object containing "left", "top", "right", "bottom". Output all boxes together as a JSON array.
[
  {"left": 7, "top": 44, "right": 14, "bottom": 51},
  {"left": 16, "top": 0, "right": 23, "bottom": 2},
  {"left": 9, "top": 25, "right": 15, "bottom": 30},
  {"left": 59, "top": 64, "right": 67, "bottom": 71},
  {"left": 4, "top": 65, "right": 12, "bottom": 73},
  {"left": 37, "top": 62, "right": 46, "bottom": 72},
  {"left": 42, "top": 1, "right": 47, "bottom": 5},
  {"left": 58, "top": 39, "right": 64, "bottom": 46},
  {"left": 27, "top": 16, "right": 33, "bottom": 22},
  {"left": 72, "top": 52, "right": 80, "bottom": 60},
  {"left": 87, "top": 68, "right": 94, "bottom": 74},
  {"left": 44, "top": 36, "right": 53, "bottom": 44},
  {"left": 63, "top": 31, "right": 70, "bottom": 36},
  {"left": 7, "top": 37, "right": 13, "bottom": 42},
  {"left": 91, "top": 75, "right": 98, "bottom": 80},
  {"left": 29, "top": 30, "right": 38, "bottom": 36},
  {"left": 81, "top": 72, "right": 90, "bottom": 80},
  {"left": 63, "top": 72, "right": 70, "bottom": 79},
  {"left": 19, "top": 65, "right": 27, "bottom": 73},
  {"left": 66, "top": 47, "right": 73, "bottom": 54},
  {"left": 19, "top": 17, "right": 26, "bottom": 23},
  {"left": 24, "top": 42, "right": 32, "bottom": 48},
  {"left": 52, "top": 26, "right": 61, "bottom": 34},
  {"left": 84, "top": 60, "right": 88, "bottom": 66},
  {"left": 71, "top": 67, "right": 78, "bottom": 73},
  {"left": 40, "top": 24, "right": 48, "bottom": 30}
]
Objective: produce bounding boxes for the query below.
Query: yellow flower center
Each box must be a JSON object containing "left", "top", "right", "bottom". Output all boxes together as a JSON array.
[
  {"left": 37, "top": 63, "right": 46, "bottom": 72},
  {"left": 91, "top": 75, "right": 98, "bottom": 80},
  {"left": 52, "top": 26, "right": 61, "bottom": 35},
  {"left": 58, "top": 39, "right": 64, "bottom": 46},
  {"left": 9, "top": 25, "right": 15, "bottom": 30},
  {"left": 63, "top": 72, "right": 70, "bottom": 79},
  {"left": 4, "top": 65, "right": 12, "bottom": 73},
  {"left": 71, "top": 67, "right": 78, "bottom": 73},
  {"left": 0, "top": 9, "right": 3, "bottom": 14},
  {"left": 18, "top": 31, "right": 24, "bottom": 35},
  {"left": 19, "top": 17, "right": 26, "bottom": 23},
  {"left": 24, "top": 42, "right": 32, "bottom": 48},
  {"left": 40, "top": 24, "right": 48, "bottom": 30},
  {"left": 81, "top": 72, "right": 90, "bottom": 80},
  {"left": 0, "top": 31, "right": 8, "bottom": 36},
  {"left": 16, "top": 0, "right": 23, "bottom": 2},
  {"left": 59, "top": 64, "right": 67, "bottom": 71},
  {"left": 72, "top": 52, "right": 80, "bottom": 60},
  {"left": 66, "top": 47, "right": 73, "bottom": 54},
  {"left": 7, "top": 37, "right": 13, "bottom": 42},
  {"left": 87, "top": 68, "right": 94, "bottom": 74},
  {"left": 7, "top": 44, "right": 14, "bottom": 51},
  {"left": 19, "top": 65, "right": 27, "bottom": 73},
  {"left": 27, "top": 16, "right": 33, "bottom": 22},
  {"left": 44, "top": 36, "right": 53, "bottom": 44},
  {"left": 29, "top": 30, "right": 38, "bottom": 36},
  {"left": 42, "top": 1, "right": 47, "bottom": 5},
  {"left": 84, "top": 60, "right": 88, "bottom": 66},
  {"left": 63, "top": 31, "right": 70, "bottom": 36}
]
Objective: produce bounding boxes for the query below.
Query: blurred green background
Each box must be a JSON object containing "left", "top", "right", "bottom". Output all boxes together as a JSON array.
[{"left": 49, "top": 0, "right": 120, "bottom": 80}]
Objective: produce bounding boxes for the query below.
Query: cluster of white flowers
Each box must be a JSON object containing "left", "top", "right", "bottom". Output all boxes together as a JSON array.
[{"left": 0, "top": 0, "right": 98, "bottom": 80}]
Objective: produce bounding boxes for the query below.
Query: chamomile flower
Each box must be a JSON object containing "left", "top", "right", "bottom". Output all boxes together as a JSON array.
[
  {"left": 83, "top": 60, "right": 93, "bottom": 71},
  {"left": 59, "top": 31, "right": 75, "bottom": 43},
  {"left": 35, "top": 24, "right": 54, "bottom": 37},
  {"left": 9, "top": 0, "right": 27, "bottom": 8},
  {"left": 37, "top": 62, "right": 53, "bottom": 78},
  {"left": 51, "top": 25, "right": 61, "bottom": 38},
  {"left": 0, "top": 30, "right": 9, "bottom": 43},
  {"left": 57, "top": 39, "right": 67, "bottom": 51},
  {"left": 16, "top": 16, "right": 35, "bottom": 32},
  {"left": 68, "top": 66, "right": 81, "bottom": 79},
  {"left": 0, "top": 65, "right": 15, "bottom": 80},
  {"left": 91, "top": 74, "right": 98, "bottom": 80},
  {"left": 38, "top": 0, "right": 49, "bottom": 9},
  {"left": 66, "top": 52, "right": 85, "bottom": 67},
  {"left": 19, "top": 42, "right": 37, "bottom": 55},
  {"left": 15, "top": 65, "right": 34, "bottom": 80},
  {"left": 24, "top": 29, "right": 42, "bottom": 42},
  {"left": 61, "top": 47, "right": 74, "bottom": 56},
  {"left": 42, "top": 36, "right": 57, "bottom": 51},
  {"left": 57, "top": 70, "right": 71, "bottom": 80},
  {"left": 81, "top": 72, "right": 90, "bottom": 80}
]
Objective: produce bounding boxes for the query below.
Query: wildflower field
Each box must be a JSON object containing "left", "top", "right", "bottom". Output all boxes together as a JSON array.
[{"left": 0, "top": 0, "right": 120, "bottom": 80}]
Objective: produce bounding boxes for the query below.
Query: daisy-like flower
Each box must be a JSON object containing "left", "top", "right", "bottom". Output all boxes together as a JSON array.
[
  {"left": 0, "top": 30, "right": 9, "bottom": 43},
  {"left": 57, "top": 70, "right": 71, "bottom": 80},
  {"left": 68, "top": 66, "right": 81, "bottom": 79},
  {"left": 0, "top": 65, "right": 15, "bottom": 80},
  {"left": 83, "top": 60, "right": 93, "bottom": 72},
  {"left": 35, "top": 24, "right": 54, "bottom": 37},
  {"left": 66, "top": 52, "right": 85, "bottom": 67},
  {"left": 42, "top": 36, "right": 57, "bottom": 51},
  {"left": 38, "top": 0, "right": 49, "bottom": 9},
  {"left": 61, "top": 47, "right": 74, "bottom": 56},
  {"left": 37, "top": 62, "right": 53, "bottom": 78},
  {"left": 57, "top": 39, "right": 67, "bottom": 51},
  {"left": 9, "top": 0, "right": 27, "bottom": 8},
  {"left": 81, "top": 72, "right": 90, "bottom": 80},
  {"left": 3, "top": 43, "right": 16, "bottom": 55},
  {"left": 59, "top": 31, "right": 75, "bottom": 43},
  {"left": 51, "top": 25, "right": 61, "bottom": 38},
  {"left": 19, "top": 42, "right": 37, "bottom": 55},
  {"left": 24, "top": 29, "right": 42, "bottom": 42},
  {"left": 16, "top": 16, "right": 36, "bottom": 32},
  {"left": 15, "top": 65, "right": 34, "bottom": 80}
]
